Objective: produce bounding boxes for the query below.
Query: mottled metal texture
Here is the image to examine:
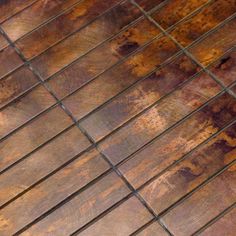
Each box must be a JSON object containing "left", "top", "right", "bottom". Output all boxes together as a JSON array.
[{"left": 0, "top": 0, "right": 235, "bottom": 235}]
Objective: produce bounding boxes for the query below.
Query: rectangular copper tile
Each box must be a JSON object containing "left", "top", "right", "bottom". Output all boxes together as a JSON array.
[
  {"left": 0, "top": 66, "right": 38, "bottom": 109},
  {"left": 169, "top": 0, "right": 236, "bottom": 47},
  {"left": 199, "top": 207, "right": 236, "bottom": 236},
  {"left": 46, "top": 16, "right": 160, "bottom": 98},
  {"left": 18, "top": 173, "right": 130, "bottom": 236},
  {"left": 161, "top": 164, "right": 236, "bottom": 236},
  {"left": 16, "top": 0, "right": 126, "bottom": 59},
  {"left": 0, "top": 85, "right": 56, "bottom": 139},
  {"left": 151, "top": 0, "right": 210, "bottom": 29},
  {"left": 208, "top": 49, "right": 236, "bottom": 86},
  {"left": 137, "top": 222, "right": 169, "bottom": 236},
  {"left": 1, "top": 0, "right": 82, "bottom": 41},
  {"left": 0, "top": 0, "right": 37, "bottom": 23},
  {"left": 232, "top": 84, "right": 236, "bottom": 94},
  {"left": 119, "top": 92, "right": 236, "bottom": 189},
  {"left": 189, "top": 17, "right": 236, "bottom": 66},
  {"left": 0, "top": 46, "right": 23, "bottom": 79},
  {"left": 140, "top": 121, "right": 236, "bottom": 214},
  {"left": 80, "top": 54, "right": 200, "bottom": 141},
  {"left": 0, "top": 33, "right": 8, "bottom": 50},
  {"left": 78, "top": 197, "right": 153, "bottom": 236},
  {"left": 135, "top": 0, "right": 166, "bottom": 11},
  {"left": 0, "top": 106, "right": 73, "bottom": 172},
  {"left": 0, "top": 126, "right": 91, "bottom": 206},
  {"left": 63, "top": 35, "right": 180, "bottom": 121},
  {"left": 0, "top": 148, "right": 110, "bottom": 235},
  {"left": 98, "top": 73, "right": 221, "bottom": 164},
  {"left": 30, "top": 2, "right": 144, "bottom": 79}
]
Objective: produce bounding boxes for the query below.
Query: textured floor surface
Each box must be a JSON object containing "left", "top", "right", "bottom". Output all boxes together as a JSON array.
[{"left": 0, "top": 0, "right": 236, "bottom": 235}]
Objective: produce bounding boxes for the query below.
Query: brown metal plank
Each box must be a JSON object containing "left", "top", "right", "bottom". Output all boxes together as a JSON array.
[
  {"left": 62, "top": 35, "right": 180, "bottom": 121},
  {"left": 46, "top": 16, "right": 160, "bottom": 98},
  {"left": 0, "top": 66, "right": 38, "bottom": 109},
  {"left": 1, "top": 0, "right": 82, "bottom": 41},
  {"left": 13, "top": 172, "right": 130, "bottom": 236},
  {"left": 0, "top": 85, "right": 56, "bottom": 139},
  {"left": 15, "top": 0, "right": 127, "bottom": 60},
  {"left": 0, "top": 126, "right": 91, "bottom": 207},
  {"left": 78, "top": 197, "right": 153, "bottom": 236},
  {"left": 0, "top": 106, "right": 73, "bottom": 172},
  {"left": 80, "top": 54, "right": 200, "bottom": 141},
  {"left": 140, "top": 120, "right": 236, "bottom": 213},
  {"left": 161, "top": 163, "right": 236, "bottom": 236},
  {"left": 97, "top": 73, "right": 221, "bottom": 164}
]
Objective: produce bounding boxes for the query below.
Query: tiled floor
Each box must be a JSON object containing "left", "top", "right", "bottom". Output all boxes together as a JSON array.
[{"left": 0, "top": 0, "right": 235, "bottom": 235}]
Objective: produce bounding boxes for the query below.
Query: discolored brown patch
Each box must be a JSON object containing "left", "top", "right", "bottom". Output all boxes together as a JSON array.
[
  {"left": 80, "top": 54, "right": 200, "bottom": 141},
  {"left": 189, "top": 17, "right": 236, "bottom": 66},
  {"left": 46, "top": 16, "right": 160, "bottom": 99},
  {"left": 169, "top": 0, "right": 236, "bottom": 47},
  {"left": 16, "top": 0, "right": 126, "bottom": 59}
]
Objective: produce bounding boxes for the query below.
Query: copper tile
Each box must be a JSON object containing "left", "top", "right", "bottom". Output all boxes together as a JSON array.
[
  {"left": 16, "top": 0, "right": 124, "bottom": 59},
  {"left": 18, "top": 173, "right": 130, "bottom": 236},
  {"left": 137, "top": 222, "right": 169, "bottom": 236},
  {"left": 98, "top": 73, "right": 221, "bottom": 164},
  {"left": 0, "top": 126, "right": 91, "bottom": 206},
  {"left": 161, "top": 164, "right": 236, "bottom": 236}
]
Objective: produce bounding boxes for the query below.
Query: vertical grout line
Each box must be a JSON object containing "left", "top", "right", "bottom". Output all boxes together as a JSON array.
[{"left": 130, "top": 0, "right": 236, "bottom": 99}]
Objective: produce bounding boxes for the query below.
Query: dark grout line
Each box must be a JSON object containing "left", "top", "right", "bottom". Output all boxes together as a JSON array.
[
  {"left": 129, "top": 218, "right": 156, "bottom": 236},
  {"left": 6, "top": 97, "right": 235, "bottom": 232},
  {"left": 192, "top": 202, "right": 236, "bottom": 236},
  {"left": 14, "top": 0, "right": 126, "bottom": 61},
  {"left": 11, "top": 0, "right": 85, "bottom": 42},
  {"left": 131, "top": 118, "right": 236, "bottom": 193},
  {"left": 0, "top": 0, "right": 40, "bottom": 25}
]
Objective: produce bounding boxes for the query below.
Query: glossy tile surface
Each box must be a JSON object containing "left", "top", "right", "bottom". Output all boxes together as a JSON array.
[{"left": 0, "top": 0, "right": 235, "bottom": 235}]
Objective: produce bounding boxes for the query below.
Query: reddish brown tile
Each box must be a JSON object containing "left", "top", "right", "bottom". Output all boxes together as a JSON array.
[
  {"left": 119, "top": 92, "right": 236, "bottom": 189},
  {"left": 137, "top": 222, "right": 169, "bottom": 236},
  {"left": 0, "top": 66, "right": 38, "bottom": 109},
  {"left": 0, "top": 33, "right": 8, "bottom": 50},
  {"left": 199, "top": 207, "right": 236, "bottom": 236},
  {"left": 0, "top": 126, "right": 91, "bottom": 206},
  {"left": 0, "top": 106, "right": 73, "bottom": 172},
  {"left": 169, "top": 0, "right": 236, "bottom": 47},
  {"left": 63, "top": 35, "right": 180, "bottom": 121},
  {"left": 0, "top": 0, "right": 37, "bottom": 23},
  {"left": 16, "top": 0, "right": 131, "bottom": 60},
  {"left": 161, "top": 164, "right": 236, "bottom": 236},
  {"left": 79, "top": 197, "right": 152, "bottom": 236},
  {"left": 0, "top": 85, "right": 56, "bottom": 139},
  {"left": 98, "top": 73, "right": 221, "bottom": 164},
  {"left": 189, "top": 17, "right": 236, "bottom": 66},
  {"left": 1, "top": 0, "right": 82, "bottom": 41},
  {"left": 151, "top": 0, "right": 210, "bottom": 29},
  {"left": 208, "top": 49, "right": 236, "bottom": 86},
  {"left": 30, "top": 2, "right": 144, "bottom": 79},
  {"left": 0, "top": 148, "right": 111, "bottom": 235},
  {"left": 140, "top": 121, "right": 236, "bottom": 214},
  {"left": 17, "top": 173, "right": 130, "bottom": 236},
  {"left": 80, "top": 54, "right": 200, "bottom": 141},
  {"left": 0, "top": 46, "right": 23, "bottom": 79},
  {"left": 46, "top": 16, "right": 160, "bottom": 99}
]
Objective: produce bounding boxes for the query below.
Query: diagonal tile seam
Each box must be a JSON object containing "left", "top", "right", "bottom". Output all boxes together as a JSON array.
[
  {"left": 192, "top": 202, "right": 236, "bottom": 236},
  {"left": 1, "top": 19, "right": 234, "bottom": 144},
  {"left": 0, "top": 0, "right": 213, "bottom": 84},
  {"left": 0, "top": 4, "right": 234, "bottom": 236},
  {"left": 130, "top": 0, "right": 236, "bottom": 99},
  {"left": 0, "top": 0, "right": 40, "bottom": 25},
  {"left": 130, "top": 218, "right": 157, "bottom": 236},
  {"left": 7, "top": 0, "right": 85, "bottom": 42},
  {"left": 12, "top": 117, "right": 236, "bottom": 236}
]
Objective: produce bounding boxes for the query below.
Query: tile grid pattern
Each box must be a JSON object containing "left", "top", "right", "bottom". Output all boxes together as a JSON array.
[{"left": 0, "top": 0, "right": 235, "bottom": 235}]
